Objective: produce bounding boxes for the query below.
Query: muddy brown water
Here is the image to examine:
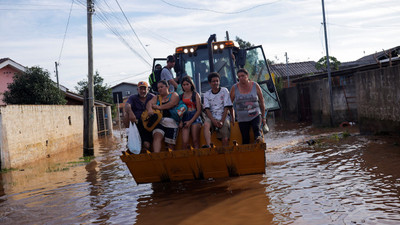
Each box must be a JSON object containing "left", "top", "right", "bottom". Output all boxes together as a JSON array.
[{"left": 0, "top": 121, "right": 399, "bottom": 224}]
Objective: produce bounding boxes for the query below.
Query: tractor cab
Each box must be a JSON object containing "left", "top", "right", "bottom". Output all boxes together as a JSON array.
[{"left": 172, "top": 34, "right": 281, "bottom": 112}]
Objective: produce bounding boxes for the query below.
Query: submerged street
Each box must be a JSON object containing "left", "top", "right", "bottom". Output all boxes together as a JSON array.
[{"left": 0, "top": 121, "right": 399, "bottom": 224}]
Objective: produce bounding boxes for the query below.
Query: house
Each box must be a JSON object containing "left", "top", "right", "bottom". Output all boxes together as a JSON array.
[
  {"left": 288, "top": 48, "right": 400, "bottom": 134},
  {"left": 111, "top": 82, "right": 139, "bottom": 125},
  {"left": 0, "top": 58, "right": 27, "bottom": 105},
  {"left": 111, "top": 82, "right": 138, "bottom": 100},
  {"left": 269, "top": 61, "right": 323, "bottom": 88},
  {"left": 0, "top": 58, "right": 113, "bottom": 135}
]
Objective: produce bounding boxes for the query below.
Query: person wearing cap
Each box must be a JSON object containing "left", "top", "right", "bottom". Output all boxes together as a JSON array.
[
  {"left": 161, "top": 55, "right": 178, "bottom": 92},
  {"left": 124, "top": 81, "right": 155, "bottom": 152}
]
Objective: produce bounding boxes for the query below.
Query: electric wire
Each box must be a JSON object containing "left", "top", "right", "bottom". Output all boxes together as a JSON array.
[
  {"left": 95, "top": 0, "right": 152, "bottom": 66},
  {"left": 160, "top": 0, "right": 283, "bottom": 14},
  {"left": 58, "top": 0, "right": 75, "bottom": 64},
  {"left": 93, "top": 0, "right": 152, "bottom": 66},
  {"left": 107, "top": 69, "right": 152, "bottom": 85},
  {"left": 114, "top": 0, "right": 152, "bottom": 60}
]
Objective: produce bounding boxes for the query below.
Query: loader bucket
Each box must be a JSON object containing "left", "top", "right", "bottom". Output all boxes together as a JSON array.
[{"left": 120, "top": 142, "right": 266, "bottom": 184}]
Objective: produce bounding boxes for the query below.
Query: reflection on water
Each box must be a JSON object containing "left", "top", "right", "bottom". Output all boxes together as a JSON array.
[
  {"left": 265, "top": 124, "right": 400, "bottom": 224},
  {"left": 0, "top": 123, "right": 399, "bottom": 224}
]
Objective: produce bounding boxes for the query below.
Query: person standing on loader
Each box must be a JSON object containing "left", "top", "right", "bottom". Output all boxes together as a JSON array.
[{"left": 161, "top": 55, "right": 178, "bottom": 92}]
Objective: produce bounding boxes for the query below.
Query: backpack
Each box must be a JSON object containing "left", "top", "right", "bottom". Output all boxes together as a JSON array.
[
  {"left": 148, "top": 67, "right": 163, "bottom": 93},
  {"left": 157, "top": 93, "right": 187, "bottom": 123}
]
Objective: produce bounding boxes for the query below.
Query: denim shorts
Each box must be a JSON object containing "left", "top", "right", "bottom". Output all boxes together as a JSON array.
[{"left": 182, "top": 110, "right": 202, "bottom": 125}]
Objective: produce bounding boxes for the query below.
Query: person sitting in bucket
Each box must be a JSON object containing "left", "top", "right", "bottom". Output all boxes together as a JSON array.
[
  {"left": 203, "top": 72, "right": 234, "bottom": 147},
  {"left": 124, "top": 81, "right": 155, "bottom": 153}
]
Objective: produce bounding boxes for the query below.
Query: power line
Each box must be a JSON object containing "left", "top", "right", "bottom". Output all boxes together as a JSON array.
[
  {"left": 0, "top": 8, "right": 65, "bottom": 10},
  {"left": 107, "top": 69, "right": 152, "bottom": 85},
  {"left": 328, "top": 22, "right": 400, "bottom": 30},
  {"left": 58, "top": 0, "right": 75, "bottom": 64},
  {"left": 114, "top": 0, "right": 152, "bottom": 60},
  {"left": 160, "top": 0, "right": 283, "bottom": 14},
  {"left": 93, "top": 0, "right": 152, "bottom": 66}
]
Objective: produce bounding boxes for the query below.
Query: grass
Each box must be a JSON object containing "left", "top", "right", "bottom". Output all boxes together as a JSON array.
[
  {"left": 0, "top": 168, "right": 18, "bottom": 173},
  {"left": 47, "top": 156, "right": 95, "bottom": 173},
  {"left": 46, "top": 167, "right": 70, "bottom": 173},
  {"left": 329, "top": 131, "right": 351, "bottom": 141},
  {"left": 67, "top": 156, "right": 95, "bottom": 165}
]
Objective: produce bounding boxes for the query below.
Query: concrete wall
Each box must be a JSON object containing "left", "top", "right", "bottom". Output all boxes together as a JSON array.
[
  {"left": 278, "top": 87, "right": 298, "bottom": 121},
  {"left": 355, "top": 65, "right": 400, "bottom": 134},
  {"left": 0, "top": 105, "right": 97, "bottom": 169},
  {"left": 305, "top": 76, "right": 358, "bottom": 126}
]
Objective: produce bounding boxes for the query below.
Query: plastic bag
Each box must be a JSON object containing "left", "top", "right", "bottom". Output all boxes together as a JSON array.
[{"left": 127, "top": 122, "right": 141, "bottom": 154}]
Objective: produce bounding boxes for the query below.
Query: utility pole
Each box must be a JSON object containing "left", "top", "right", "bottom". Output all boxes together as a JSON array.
[
  {"left": 84, "top": 0, "right": 95, "bottom": 156},
  {"left": 321, "top": 0, "right": 334, "bottom": 127},
  {"left": 285, "top": 52, "right": 289, "bottom": 88},
  {"left": 55, "top": 62, "right": 60, "bottom": 89}
]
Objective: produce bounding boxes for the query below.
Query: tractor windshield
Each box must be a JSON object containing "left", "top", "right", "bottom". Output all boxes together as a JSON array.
[{"left": 179, "top": 48, "right": 236, "bottom": 93}]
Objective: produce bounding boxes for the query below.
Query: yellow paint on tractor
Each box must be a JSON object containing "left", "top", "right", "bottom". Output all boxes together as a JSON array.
[{"left": 120, "top": 122, "right": 267, "bottom": 184}]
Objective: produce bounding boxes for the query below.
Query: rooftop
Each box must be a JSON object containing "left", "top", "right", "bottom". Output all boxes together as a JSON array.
[{"left": 270, "top": 61, "right": 323, "bottom": 78}]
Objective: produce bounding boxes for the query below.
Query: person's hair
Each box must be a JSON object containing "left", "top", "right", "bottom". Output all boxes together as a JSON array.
[
  {"left": 155, "top": 64, "right": 162, "bottom": 70},
  {"left": 167, "top": 55, "right": 175, "bottom": 62},
  {"left": 208, "top": 72, "right": 220, "bottom": 83},
  {"left": 181, "top": 76, "right": 195, "bottom": 92},
  {"left": 237, "top": 68, "right": 249, "bottom": 76},
  {"left": 158, "top": 80, "right": 169, "bottom": 87}
]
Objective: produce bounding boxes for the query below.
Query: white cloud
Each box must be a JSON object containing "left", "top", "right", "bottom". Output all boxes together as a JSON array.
[{"left": 1, "top": 0, "right": 399, "bottom": 89}]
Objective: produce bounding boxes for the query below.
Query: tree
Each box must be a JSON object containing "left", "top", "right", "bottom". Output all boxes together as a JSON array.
[
  {"left": 235, "top": 36, "right": 275, "bottom": 65},
  {"left": 3, "top": 66, "right": 67, "bottom": 104},
  {"left": 75, "top": 71, "right": 113, "bottom": 104},
  {"left": 315, "top": 56, "right": 341, "bottom": 71},
  {"left": 235, "top": 36, "right": 254, "bottom": 49}
]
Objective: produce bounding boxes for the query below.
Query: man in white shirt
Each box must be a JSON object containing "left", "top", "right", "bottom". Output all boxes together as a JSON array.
[{"left": 203, "top": 72, "right": 235, "bottom": 147}]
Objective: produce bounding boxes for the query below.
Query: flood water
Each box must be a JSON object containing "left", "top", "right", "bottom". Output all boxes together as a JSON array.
[{"left": 0, "top": 121, "right": 399, "bottom": 224}]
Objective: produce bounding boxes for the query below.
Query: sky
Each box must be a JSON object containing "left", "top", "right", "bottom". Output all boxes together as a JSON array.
[{"left": 1, "top": 0, "right": 399, "bottom": 91}]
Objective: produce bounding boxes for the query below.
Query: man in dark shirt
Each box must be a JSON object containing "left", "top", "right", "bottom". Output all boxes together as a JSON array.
[{"left": 124, "top": 81, "right": 155, "bottom": 152}]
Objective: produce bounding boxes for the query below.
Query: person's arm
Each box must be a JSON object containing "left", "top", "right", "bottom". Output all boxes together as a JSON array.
[
  {"left": 168, "top": 78, "right": 178, "bottom": 89},
  {"left": 229, "top": 86, "right": 236, "bottom": 126},
  {"left": 221, "top": 107, "right": 229, "bottom": 125},
  {"left": 221, "top": 88, "right": 233, "bottom": 126},
  {"left": 157, "top": 93, "right": 179, "bottom": 110},
  {"left": 161, "top": 68, "right": 178, "bottom": 89},
  {"left": 229, "top": 85, "right": 235, "bottom": 103},
  {"left": 204, "top": 92, "right": 219, "bottom": 127},
  {"left": 185, "top": 92, "right": 202, "bottom": 127},
  {"left": 124, "top": 103, "right": 137, "bottom": 124},
  {"left": 146, "top": 95, "right": 157, "bottom": 115},
  {"left": 205, "top": 108, "right": 219, "bottom": 127},
  {"left": 123, "top": 103, "right": 131, "bottom": 127},
  {"left": 255, "top": 82, "right": 266, "bottom": 125},
  {"left": 229, "top": 106, "right": 235, "bottom": 126}
]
